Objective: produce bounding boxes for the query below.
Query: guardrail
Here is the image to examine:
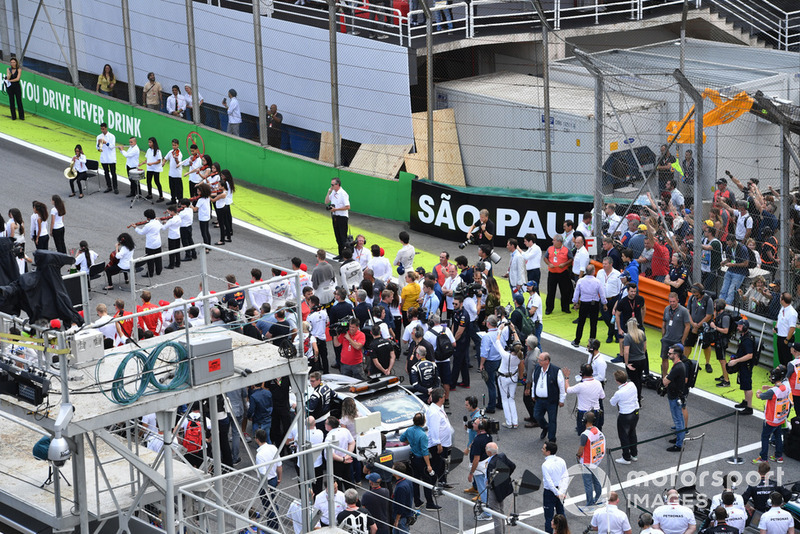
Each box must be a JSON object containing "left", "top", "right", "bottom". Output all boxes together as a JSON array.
[{"left": 217, "top": 0, "right": 799, "bottom": 49}]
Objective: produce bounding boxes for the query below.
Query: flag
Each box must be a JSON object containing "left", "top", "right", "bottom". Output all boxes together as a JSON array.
[{"left": 671, "top": 159, "right": 684, "bottom": 177}]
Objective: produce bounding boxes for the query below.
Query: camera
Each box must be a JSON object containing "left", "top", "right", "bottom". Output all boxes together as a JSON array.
[
  {"left": 458, "top": 236, "right": 474, "bottom": 250},
  {"left": 12, "top": 242, "right": 24, "bottom": 259},
  {"left": 331, "top": 318, "right": 351, "bottom": 336},
  {"left": 325, "top": 204, "right": 334, "bottom": 211},
  {"left": 657, "top": 381, "right": 668, "bottom": 397},
  {"left": 214, "top": 303, "right": 238, "bottom": 324},
  {"left": 463, "top": 411, "right": 500, "bottom": 434}
]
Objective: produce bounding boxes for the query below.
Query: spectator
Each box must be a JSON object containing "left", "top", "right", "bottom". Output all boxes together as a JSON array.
[
  {"left": 143, "top": 72, "right": 162, "bottom": 110},
  {"left": 720, "top": 235, "right": 749, "bottom": 305},
  {"left": 223, "top": 88, "right": 242, "bottom": 136},
  {"left": 544, "top": 234, "right": 573, "bottom": 315},
  {"left": 183, "top": 83, "right": 204, "bottom": 122},
  {"left": 96, "top": 64, "right": 116, "bottom": 96},
  {"left": 267, "top": 104, "right": 283, "bottom": 149},
  {"left": 166, "top": 85, "right": 186, "bottom": 118},
  {"left": 738, "top": 276, "right": 771, "bottom": 315},
  {"left": 656, "top": 143, "right": 676, "bottom": 191}
]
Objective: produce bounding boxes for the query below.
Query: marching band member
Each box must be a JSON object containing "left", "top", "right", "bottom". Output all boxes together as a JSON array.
[
  {"left": 181, "top": 143, "right": 204, "bottom": 199},
  {"left": 69, "top": 144, "right": 89, "bottom": 198},
  {"left": 117, "top": 137, "right": 142, "bottom": 198},
  {"left": 162, "top": 138, "right": 184, "bottom": 201}
]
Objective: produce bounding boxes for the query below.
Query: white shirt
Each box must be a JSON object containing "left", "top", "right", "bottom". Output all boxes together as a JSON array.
[
  {"left": 314, "top": 490, "right": 346, "bottom": 526},
  {"left": 288, "top": 499, "right": 304, "bottom": 534},
  {"left": 394, "top": 244, "right": 416, "bottom": 279},
  {"left": 179, "top": 206, "right": 193, "bottom": 227},
  {"left": 330, "top": 188, "right": 350, "bottom": 218},
  {"left": 93, "top": 315, "right": 117, "bottom": 342},
  {"left": 577, "top": 221, "right": 593, "bottom": 238},
  {"left": 141, "top": 413, "right": 158, "bottom": 440},
  {"left": 353, "top": 246, "right": 370, "bottom": 270},
  {"left": 227, "top": 96, "right": 242, "bottom": 124},
  {"left": 166, "top": 93, "right": 186, "bottom": 115},
  {"left": 249, "top": 282, "right": 273, "bottom": 310},
  {"left": 541, "top": 455, "right": 569, "bottom": 494},
  {"left": 49, "top": 207, "right": 64, "bottom": 230},
  {"left": 653, "top": 502, "right": 696, "bottom": 534},
  {"left": 120, "top": 145, "right": 140, "bottom": 168},
  {"left": 368, "top": 256, "right": 392, "bottom": 283},
  {"left": 75, "top": 249, "right": 98, "bottom": 273},
  {"left": 521, "top": 243, "right": 543, "bottom": 270},
  {"left": 424, "top": 324, "right": 455, "bottom": 352},
  {"left": 610, "top": 381, "right": 639, "bottom": 414},
  {"left": 324, "top": 426, "right": 354, "bottom": 461},
  {"left": 573, "top": 246, "right": 590, "bottom": 276},
  {"left": 709, "top": 493, "right": 745, "bottom": 512},
  {"left": 535, "top": 365, "right": 566, "bottom": 403},
  {"left": 597, "top": 268, "right": 622, "bottom": 301},
  {"left": 591, "top": 504, "right": 631, "bottom": 534},
  {"left": 496, "top": 338, "right": 522, "bottom": 376},
  {"left": 308, "top": 310, "right": 329, "bottom": 340},
  {"left": 116, "top": 246, "right": 133, "bottom": 270},
  {"left": 776, "top": 304, "right": 798, "bottom": 337},
  {"left": 442, "top": 275, "right": 462, "bottom": 309},
  {"left": 73, "top": 153, "right": 88, "bottom": 172},
  {"left": 758, "top": 507, "right": 794, "bottom": 534},
  {"left": 735, "top": 211, "right": 753, "bottom": 241},
  {"left": 426, "top": 402, "right": 453, "bottom": 447},
  {"left": 162, "top": 214, "right": 181, "bottom": 240},
  {"left": 145, "top": 148, "right": 163, "bottom": 172},
  {"left": 565, "top": 377, "right": 605, "bottom": 411},
  {"left": 402, "top": 319, "right": 427, "bottom": 344},
  {"left": 135, "top": 219, "right": 163, "bottom": 249},
  {"left": 340, "top": 260, "right": 363, "bottom": 290},
  {"left": 588, "top": 353, "right": 607, "bottom": 382},
  {"left": 165, "top": 148, "right": 183, "bottom": 178},
  {"left": 96, "top": 131, "right": 116, "bottom": 164},
  {"left": 720, "top": 505, "right": 747, "bottom": 533},
  {"left": 255, "top": 442, "right": 280, "bottom": 480},
  {"left": 604, "top": 212, "right": 623, "bottom": 233},
  {"left": 270, "top": 277, "right": 294, "bottom": 306},
  {"left": 463, "top": 297, "right": 478, "bottom": 322},
  {"left": 308, "top": 427, "right": 324, "bottom": 468},
  {"left": 196, "top": 197, "right": 211, "bottom": 222},
  {"left": 527, "top": 292, "right": 543, "bottom": 322},
  {"left": 180, "top": 154, "right": 204, "bottom": 183}
]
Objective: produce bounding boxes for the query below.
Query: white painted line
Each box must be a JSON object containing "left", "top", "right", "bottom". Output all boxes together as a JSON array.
[{"left": 0, "top": 131, "right": 332, "bottom": 258}]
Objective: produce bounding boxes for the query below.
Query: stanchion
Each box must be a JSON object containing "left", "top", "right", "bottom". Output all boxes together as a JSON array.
[{"left": 727, "top": 409, "right": 744, "bottom": 464}]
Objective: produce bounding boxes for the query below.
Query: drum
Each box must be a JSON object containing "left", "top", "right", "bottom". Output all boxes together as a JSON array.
[{"left": 129, "top": 170, "right": 144, "bottom": 182}]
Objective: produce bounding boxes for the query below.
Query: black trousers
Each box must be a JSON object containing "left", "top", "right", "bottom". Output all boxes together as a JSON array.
[
  {"left": 575, "top": 300, "right": 600, "bottom": 342},
  {"left": 332, "top": 215, "right": 349, "bottom": 255},
  {"left": 127, "top": 165, "right": 140, "bottom": 195},
  {"left": 410, "top": 454, "right": 434, "bottom": 506},
  {"left": 316, "top": 337, "right": 330, "bottom": 373},
  {"left": 144, "top": 246, "right": 162, "bottom": 276},
  {"left": 199, "top": 220, "right": 211, "bottom": 245},
  {"left": 105, "top": 264, "right": 129, "bottom": 285},
  {"left": 35, "top": 235, "right": 49, "bottom": 250},
  {"left": 169, "top": 176, "right": 183, "bottom": 201},
  {"left": 102, "top": 163, "right": 118, "bottom": 190},
  {"left": 180, "top": 226, "right": 196, "bottom": 258},
  {"left": 546, "top": 270, "right": 572, "bottom": 313},
  {"left": 51, "top": 227, "right": 66, "bottom": 254},
  {"left": 601, "top": 296, "right": 618, "bottom": 340},
  {"left": 167, "top": 237, "right": 181, "bottom": 267},
  {"left": 627, "top": 359, "right": 648, "bottom": 402},
  {"left": 217, "top": 205, "right": 232, "bottom": 241},
  {"left": 617, "top": 410, "right": 639, "bottom": 460},
  {"left": 777, "top": 336, "right": 792, "bottom": 366},
  {"left": 69, "top": 171, "right": 88, "bottom": 195},
  {"left": 7, "top": 82, "right": 24, "bottom": 119},
  {"left": 146, "top": 170, "right": 163, "bottom": 198},
  {"left": 523, "top": 389, "right": 535, "bottom": 419},
  {"left": 429, "top": 445, "right": 449, "bottom": 484},
  {"left": 188, "top": 180, "right": 199, "bottom": 200}
]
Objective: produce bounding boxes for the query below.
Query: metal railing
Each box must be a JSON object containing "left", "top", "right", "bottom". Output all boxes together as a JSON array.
[{"left": 232, "top": 0, "right": 800, "bottom": 50}]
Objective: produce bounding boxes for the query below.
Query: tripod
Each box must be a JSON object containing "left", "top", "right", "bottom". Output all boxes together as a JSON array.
[
  {"left": 41, "top": 463, "right": 71, "bottom": 488},
  {"left": 128, "top": 170, "right": 148, "bottom": 209}
]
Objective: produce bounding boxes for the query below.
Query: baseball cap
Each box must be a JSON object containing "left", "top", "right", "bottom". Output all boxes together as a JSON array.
[
  {"left": 625, "top": 213, "right": 640, "bottom": 221},
  {"left": 526, "top": 280, "right": 538, "bottom": 289},
  {"left": 736, "top": 319, "right": 749, "bottom": 328},
  {"left": 716, "top": 177, "right": 727, "bottom": 184},
  {"left": 513, "top": 293, "right": 524, "bottom": 305},
  {"left": 792, "top": 342, "right": 800, "bottom": 352},
  {"left": 159, "top": 299, "right": 170, "bottom": 307},
  {"left": 300, "top": 263, "right": 308, "bottom": 272},
  {"left": 188, "top": 412, "right": 201, "bottom": 421},
  {"left": 365, "top": 473, "right": 381, "bottom": 483},
  {"left": 670, "top": 343, "right": 684, "bottom": 353},
  {"left": 704, "top": 220, "right": 714, "bottom": 227},
  {"left": 637, "top": 224, "right": 648, "bottom": 231}
]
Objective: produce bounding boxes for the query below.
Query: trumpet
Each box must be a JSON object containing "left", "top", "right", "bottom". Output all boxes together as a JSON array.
[{"left": 64, "top": 159, "right": 77, "bottom": 179}]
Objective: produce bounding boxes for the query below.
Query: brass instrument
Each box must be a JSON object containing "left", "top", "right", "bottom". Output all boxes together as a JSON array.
[{"left": 64, "top": 159, "right": 77, "bottom": 179}]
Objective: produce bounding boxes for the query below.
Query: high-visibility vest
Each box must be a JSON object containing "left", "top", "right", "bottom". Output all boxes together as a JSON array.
[
  {"left": 581, "top": 426, "right": 605, "bottom": 466},
  {"left": 547, "top": 246, "right": 571, "bottom": 274},
  {"left": 789, "top": 360, "right": 800, "bottom": 396},
  {"left": 765, "top": 383, "right": 792, "bottom": 427}
]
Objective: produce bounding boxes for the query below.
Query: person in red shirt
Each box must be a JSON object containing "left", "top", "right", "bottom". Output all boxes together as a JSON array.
[
  {"left": 114, "top": 298, "right": 135, "bottom": 346},
  {"left": 301, "top": 286, "right": 313, "bottom": 322},
  {"left": 432, "top": 251, "right": 451, "bottom": 287},
  {"left": 333, "top": 318, "right": 365, "bottom": 380},
  {"left": 136, "top": 290, "right": 163, "bottom": 336},
  {"left": 713, "top": 177, "right": 733, "bottom": 208},
  {"left": 650, "top": 236, "right": 671, "bottom": 282}
]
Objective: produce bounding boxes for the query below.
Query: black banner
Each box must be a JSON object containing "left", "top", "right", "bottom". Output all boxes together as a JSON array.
[{"left": 410, "top": 180, "right": 593, "bottom": 250}]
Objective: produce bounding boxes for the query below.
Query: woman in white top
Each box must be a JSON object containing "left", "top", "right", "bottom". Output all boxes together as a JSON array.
[
  {"left": 32, "top": 201, "right": 49, "bottom": 250},
  {"left": 213, "top": 169, "right": 235, "bottom": 245},
  {"left": 141, "top": 137, "right": 164, "bottom": 202},
  {"left": 494, "top": 323, "right": 524, "bottom": 429},
  {"left": 49, "top": 195, "right": 67, "bottom": 253},
  {"left": 104, "top": 232, "right": 135, "bottom": 290},
  {"left": 69, "top": 144, "right": 89, "bottom": 198},
  {"left": 6, "top": 208, "right": 27, "bottom": 274},
  {"left": 192, "top": 183, "right": 212, "bottom": 252},
  {"left": 74, "top": 240, "right": 98, "bottom": 274}
]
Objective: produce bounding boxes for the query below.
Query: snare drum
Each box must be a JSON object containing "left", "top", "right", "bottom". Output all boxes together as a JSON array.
[{"left": 129, "top": 170, "right": 144, "bottom": 181}]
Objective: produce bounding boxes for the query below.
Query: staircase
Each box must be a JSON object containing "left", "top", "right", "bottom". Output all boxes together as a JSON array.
[{"left": 704, "top": 0, "right": 800, "bottom": 50}]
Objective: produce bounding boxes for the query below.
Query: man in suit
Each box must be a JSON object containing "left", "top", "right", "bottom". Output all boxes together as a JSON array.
[
  {"left": 532, "top": 352, "right": 566, "bottom": 441},
  {"left": 486, "top": 442, "right": 517, "bottom": 533}
]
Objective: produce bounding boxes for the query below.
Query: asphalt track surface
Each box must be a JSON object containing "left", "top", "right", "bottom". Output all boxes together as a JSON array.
[{"left": 3, "top": 135, "right": 800, "bottom": 534}]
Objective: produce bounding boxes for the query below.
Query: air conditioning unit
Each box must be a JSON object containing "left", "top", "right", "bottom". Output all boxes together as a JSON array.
[{"left": 70, "top": 329, "right": 105, "bottom": 368}]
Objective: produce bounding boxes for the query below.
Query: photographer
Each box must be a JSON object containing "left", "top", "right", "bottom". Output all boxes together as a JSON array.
[
  {"left": 466, "top": 209, "right": 495, "bottom": 249},
  {"left": 495, "top": 322, "right": 524, "bottom": 429},
  {"left": 324, "top": 178, "right": 350, "bottom": 260},
  {"left": 333, "top": 318, "right": 366, "bottom": 380},
  {"left": 708, "top": 299, "right": 732, "bottom": 387}
]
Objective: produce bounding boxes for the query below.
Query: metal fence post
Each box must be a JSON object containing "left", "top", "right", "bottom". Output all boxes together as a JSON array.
[
  {"left": 530, "top": 0, "right": 552, "bottom": 192},
  {"left": 421, "top": 0, "right": 434, "bottom": 181},
  {"left": 327, "top": 0, "right": 342, "bottom": 167},
  {"left": 727, "top": 409, "right": 744, "bottom": 464},
  {"left": 185, "top": 0, "right": 200, "bottom": 125},
  {"left": 63, "top": 0, "right": 78, "bottom": 85},
  {"left": 252, "top": 0, "right": 268, "bottom": 146},
  {"left": 10, "top": 0, "right": 20, "bottom": 55},
  {"left": 573, "top": 51, "right": 604, "bottom": 239},
  {"left": 0, "top": 0, "right": 9, "bottom": 60},
  {"left": 121, "top": 0, "right": 136, "bottom": 105}
]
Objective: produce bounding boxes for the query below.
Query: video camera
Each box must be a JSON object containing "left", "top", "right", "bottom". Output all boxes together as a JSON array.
[
  {"left": 214, "top": 303, "right": 238, "bottom": 324},
  {"left": 464, "top": 411, "right": 500, "bottom": 434},
  {"left": 455, "top": 282, "right": 484, "bottom": 300}
]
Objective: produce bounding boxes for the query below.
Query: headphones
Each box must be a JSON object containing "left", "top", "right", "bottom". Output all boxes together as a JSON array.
[
  {"left": 356, "top": 234, "right": 367, "bottom": 245},
  {"left": 477, "top": 418, "right": 487, "bottom": 431},
  {"left": 638, "top": 513, "right": 653, "bottom": 528},
  {"left": 588, "top": 338, "right": 601, "bottom": 352}
]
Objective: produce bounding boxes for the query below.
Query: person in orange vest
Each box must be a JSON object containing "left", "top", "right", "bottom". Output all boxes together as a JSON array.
[
  {"left": 576, "top": 411, "right": 605, "bottom": 507},
  {"left": 786, "top": 343, "right": 800, "bottom": 419},
  {"left": 754, "top": 365, "right": 792, "bottom": 464},
  {"left": 544, "top": 234, "right": 573, "bottom": 315}
]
